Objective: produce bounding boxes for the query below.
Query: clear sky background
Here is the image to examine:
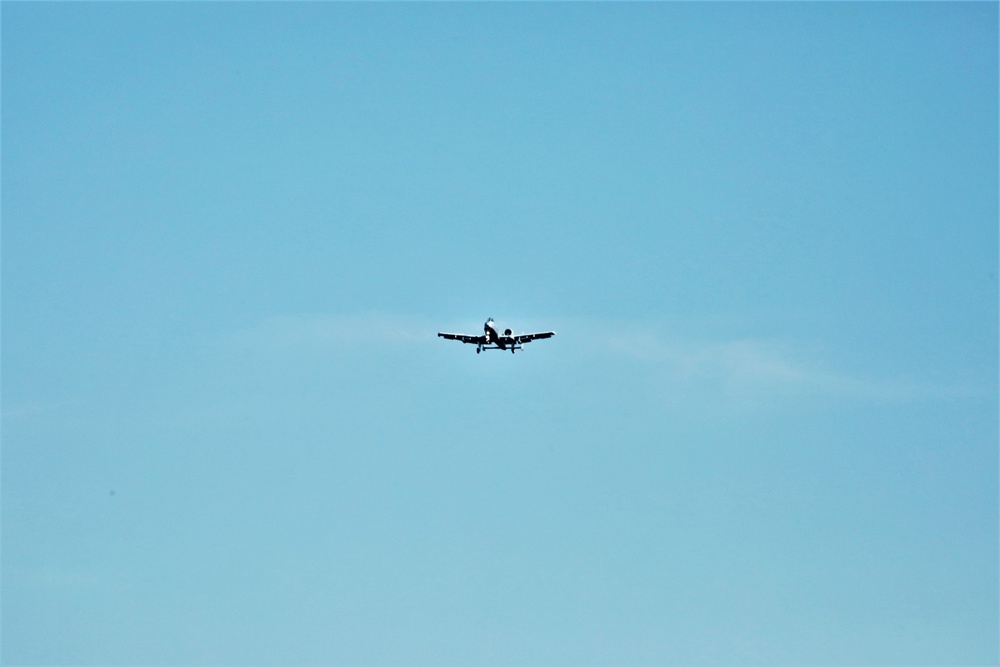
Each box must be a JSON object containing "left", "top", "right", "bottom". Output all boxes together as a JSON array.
[{"left": 2, "top": 3, "right": 997, "bottom": 665}]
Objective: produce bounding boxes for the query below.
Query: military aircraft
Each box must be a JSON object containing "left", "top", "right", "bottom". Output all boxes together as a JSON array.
[{"left": 438, "top": 317, "right": 556, "bottom": 354}]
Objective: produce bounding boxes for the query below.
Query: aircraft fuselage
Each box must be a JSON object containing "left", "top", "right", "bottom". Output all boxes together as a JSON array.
[{"left": 484, "top": 318, "right": 516, "bottom": 351}]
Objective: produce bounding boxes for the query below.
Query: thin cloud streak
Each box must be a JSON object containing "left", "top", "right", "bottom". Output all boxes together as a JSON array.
[
  {"left": 571, "top": 319, "right": 984, "bottom": 409},
  {"left": 227, "top": 312, "right": 436, "bottom": 352}
]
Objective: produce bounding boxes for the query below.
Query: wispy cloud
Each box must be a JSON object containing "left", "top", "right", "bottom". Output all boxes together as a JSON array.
[
  {"left": 227, "top": 312, "right": 436, "bottom": 352},
  {"left": 19, "top": 567, "right": 100, "bottom": 591},
  {"left": 576, "top": 319, "right": 984, "bottom": 411},
  {"left": 1, "top": 400, "right": 51, "bottom": 421}
]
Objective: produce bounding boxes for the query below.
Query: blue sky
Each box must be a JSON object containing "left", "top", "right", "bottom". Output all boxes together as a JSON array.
[{"left": 2, "top": 3, "right": 997, "bottom": 665}]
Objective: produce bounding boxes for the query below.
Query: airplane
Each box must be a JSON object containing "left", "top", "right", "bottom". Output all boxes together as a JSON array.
[{"left": 438, "top": 317, "right": 555, "bottom": 354}]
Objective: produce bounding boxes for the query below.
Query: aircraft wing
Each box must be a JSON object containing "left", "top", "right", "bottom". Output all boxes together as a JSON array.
[
  {"left": 513, "top": 331, "right": 556, "bottom": 344},
  {"left": 438, "top": 332, "right": 486, "bottom": 345}
]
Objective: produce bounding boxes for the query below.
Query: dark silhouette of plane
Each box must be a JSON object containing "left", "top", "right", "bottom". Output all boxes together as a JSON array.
[{"left": 438, "top": 317, "right": 555, "bottom": 354}]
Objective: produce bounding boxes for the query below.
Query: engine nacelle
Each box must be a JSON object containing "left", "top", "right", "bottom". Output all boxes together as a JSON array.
[{"left": 503, "top": 328, "right": 513, "bottom": 336}]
